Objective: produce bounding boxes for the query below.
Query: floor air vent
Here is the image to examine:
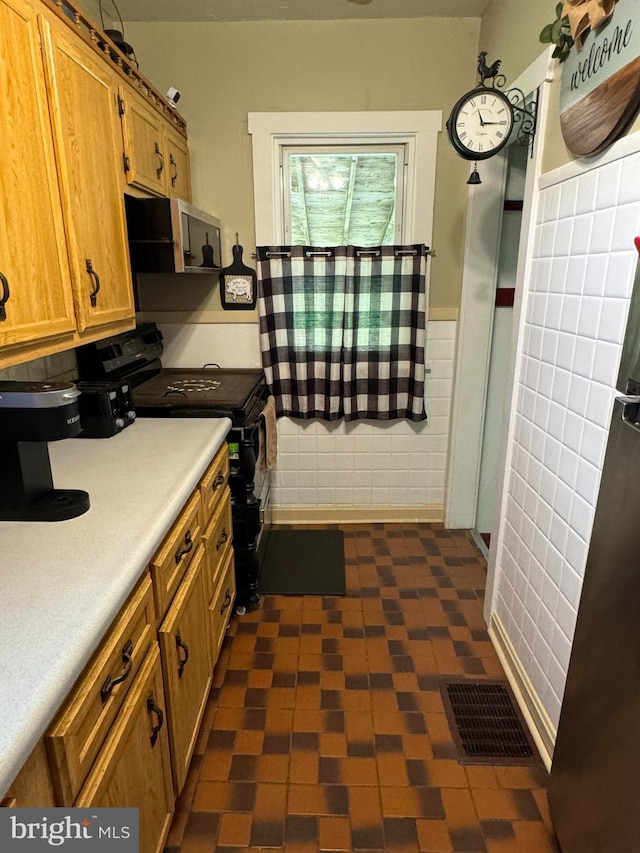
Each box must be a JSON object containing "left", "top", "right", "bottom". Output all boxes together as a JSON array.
[{"left": 440, "top": 679, "right": 540, "bottom": 765}]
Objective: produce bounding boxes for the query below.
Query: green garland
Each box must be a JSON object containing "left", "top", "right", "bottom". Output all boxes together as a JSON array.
[{"left": 539, "top": 3, "right": 575, "bottom": 62}]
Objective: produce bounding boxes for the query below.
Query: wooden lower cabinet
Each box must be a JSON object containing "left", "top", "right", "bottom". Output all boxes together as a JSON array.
[
  {"left": 46, "top": 575, "right": 156, "bottom": 805},
  {"left": 76, "top": 644, "right": 173, "bottom": 853},
  {"left": 158, "top": 544, "right": 212, "bottom": 794},
  {"left": 2, "top": 740, "right": 55, "bottom": 808},
  {"left": 4, "top": 452, "right": 234, "bottom": 829}
]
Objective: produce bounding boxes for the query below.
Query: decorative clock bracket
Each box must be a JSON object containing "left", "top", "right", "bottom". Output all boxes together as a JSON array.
[{"left": 477, "top": 52, "right": 538, "bottom": 155}]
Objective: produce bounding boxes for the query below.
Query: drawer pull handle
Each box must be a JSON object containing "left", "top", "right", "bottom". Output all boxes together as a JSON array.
[
  {"left": 211, "top": 471, "right": 225, "bottom": 492},
  {"left": 170, "top": 153, "right": 178, "bottom": 187},
  {"left": 85, "top": 259, "right": 101, "bottom": 307},
  {"left": 175, "top": 631, "right": 190, "bottom": 678},
  {"left": 155, "top": 142, "right": 164, "bottom": 178},
  {"left": 0, "top": 272, "right": 10, "bottom": 321},
  {"left": 175, "top": 530, "right": 193, "bottom": 563},
  {"left": 100, "top": 639, "right": 133, "bottom": 703},
  {"left": 147, "top": 692, "right": 164, "bottom": 747},
  {"left": 220, "top": 589, "right": 232, "bottom": 615},
  {"left": 216, "top": 528, "right": 228, "bottom": 551}
]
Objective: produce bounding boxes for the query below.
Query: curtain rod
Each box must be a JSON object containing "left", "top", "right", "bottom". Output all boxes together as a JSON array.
[{"left": 251, "top": 248, "right": 437, "bottom": 259}]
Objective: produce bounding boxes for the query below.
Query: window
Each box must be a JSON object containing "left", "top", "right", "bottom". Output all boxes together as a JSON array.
[
  {"left": 248, "top": 111, "right": 442, "bottom": 247},
  {"left": 282, "top": 144, "right": 406, "bottom": 246}
]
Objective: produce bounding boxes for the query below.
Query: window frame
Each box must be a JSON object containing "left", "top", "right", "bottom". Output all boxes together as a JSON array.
[{"left": 248, "top": 111, "right": 442, "bottom": 247}]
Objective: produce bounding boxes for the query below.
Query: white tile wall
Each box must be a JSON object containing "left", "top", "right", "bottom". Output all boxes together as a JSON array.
[
  {"left": 272, "top": 320, "right": 456, "bottom": 509},
  {"left": 0, "top": 350, "right": 77, "bottom": 383},
  {"left": 493, "top": 148, "right": 640, "bottom": 730}
]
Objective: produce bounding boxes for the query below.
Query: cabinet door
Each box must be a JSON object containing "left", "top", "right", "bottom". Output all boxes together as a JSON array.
[
  {"left": 76, "top": 644, "right": 174, "bottom": 853},
  {"left": 46, "top": 575, "right": 156, "bottom": 806},
  {"left": 3, "top": 740, "right": 55, "bottom": 808},
  {"left": 209, "top": 547, "right": 236, "bottom": 660},
  {"left": 165, "top": 127, "right": 191, "bottom": 202},
  {"left": 0, "top": 0, "right": 76, "bottom": 348},
  {"left": 40, "top": 18, "right": 135, "bottom": 333},
  {"left": 158, "top": 545, "right": 212, "bottom": 794},
  {"left": 120, "top": 87, "right": 167, "bottom": 196}
]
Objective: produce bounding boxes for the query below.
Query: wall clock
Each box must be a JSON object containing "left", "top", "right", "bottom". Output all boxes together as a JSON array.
[{"left": 446, "top": 87, "right": 515, "bottom": 161}]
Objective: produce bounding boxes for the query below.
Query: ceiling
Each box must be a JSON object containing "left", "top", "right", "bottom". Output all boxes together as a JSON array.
[{"left": 114, "top": 0, "right": 492, "bottom": 23}]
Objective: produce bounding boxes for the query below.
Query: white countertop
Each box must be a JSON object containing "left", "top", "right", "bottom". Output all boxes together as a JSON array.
[{"left": 0, "top": 417, "right": 231, "bottom": 799}]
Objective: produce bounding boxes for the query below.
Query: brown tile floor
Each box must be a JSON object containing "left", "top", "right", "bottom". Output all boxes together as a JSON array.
[{"left": 165, "top": 523, "right": 559, "bottom": 853}]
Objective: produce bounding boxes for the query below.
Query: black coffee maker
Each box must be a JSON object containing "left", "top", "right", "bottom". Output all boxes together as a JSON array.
[{"left": 0, "top": 381, "right": 90, "bottom": 522}]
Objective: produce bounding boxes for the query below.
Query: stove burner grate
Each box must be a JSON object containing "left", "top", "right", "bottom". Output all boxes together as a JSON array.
[{"left": 163, "top": 378, "right": 222, "bottom": 394}]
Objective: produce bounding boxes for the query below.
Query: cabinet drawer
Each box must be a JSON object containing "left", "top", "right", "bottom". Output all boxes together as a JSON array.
[
  {"left": 150, "top": 491, "right": 202, "bottom": 620},
  {"left": 46, "top": 574, "right": 155, "bottom": 806},
  {"left": 76, "top": 643, "right": 174, "bottom": 853},
  {"left": 202, "top": 497, "right": 233, "bottom": 603},
  {"left": 210, "top": 548, "right": 236, "bottom": 659},
  {"left": 198, "top": 444, "right": 229, "bottom": 528}
]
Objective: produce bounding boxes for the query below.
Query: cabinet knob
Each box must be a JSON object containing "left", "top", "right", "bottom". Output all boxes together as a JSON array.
[
  {"left": 211, "top": 471, "right": 225, "bottom": 493},
  {"left": 170, "top": 153, "right": 178, "bottom": 187},
  {"left": 0, "top": 272, "right": 10, "bottom": 321}
]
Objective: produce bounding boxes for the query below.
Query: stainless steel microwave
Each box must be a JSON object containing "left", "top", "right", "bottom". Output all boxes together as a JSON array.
[{"left": 124, "top": 196, "right": 222, "bottom": 274}]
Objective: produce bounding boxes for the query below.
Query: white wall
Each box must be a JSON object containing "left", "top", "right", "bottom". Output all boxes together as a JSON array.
[{"left": 490, "top": 136, "right": 640, "bottom": 731}]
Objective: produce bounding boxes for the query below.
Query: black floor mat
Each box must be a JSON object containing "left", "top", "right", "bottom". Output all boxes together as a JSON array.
[
  {"left": 440, "top": 679, "right": 541, "bottom": 765},
  {"left": 258, "top": 529, "right": 345, "bottom": 596}
]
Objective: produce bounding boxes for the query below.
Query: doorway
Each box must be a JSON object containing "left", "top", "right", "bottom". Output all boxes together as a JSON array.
[
  {"left": 475, "top": 141, "right": 529, "bottom": 551},
  {"left": 445, "top": 50, "right": 555, "bottom": 564}
]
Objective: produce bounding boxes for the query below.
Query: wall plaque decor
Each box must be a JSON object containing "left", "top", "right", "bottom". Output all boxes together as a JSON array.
[{"left": 560, "top": 0, "right": 640, "bottom": 156}]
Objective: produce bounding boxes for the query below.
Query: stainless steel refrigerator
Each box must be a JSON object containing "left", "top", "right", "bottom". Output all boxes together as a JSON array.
[{"left": 549, "top": 249, "right": 640, "bottom": 852}]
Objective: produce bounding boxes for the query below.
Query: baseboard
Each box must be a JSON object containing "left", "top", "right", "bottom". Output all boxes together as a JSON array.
[
  {"left": 489, "top": 613, "right": 556, "bottom": 771},
  {"left": 271, "top": 504, "right": 444, "bottom": 524}
]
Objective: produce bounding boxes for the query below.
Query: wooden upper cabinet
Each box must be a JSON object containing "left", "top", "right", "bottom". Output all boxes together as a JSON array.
[
  {"left": 119, "top": 86, "right": 191, "bottom": 200},
  {"left": 0, "top": 0, "right": 76, "bottom": 348},
  {"left": 120, "top": 87, "right": 167, "bottom": 197},
  {"left": 40, "top": 16, "right": 134, "bottom": 333},
  {"left": 165, "top": 127, "right": 191, "bottom": 202}
]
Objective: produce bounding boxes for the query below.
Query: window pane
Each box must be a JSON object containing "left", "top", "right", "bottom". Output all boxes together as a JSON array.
[{"left": 285, "top": 147, "right": 404, "bottom": 246}]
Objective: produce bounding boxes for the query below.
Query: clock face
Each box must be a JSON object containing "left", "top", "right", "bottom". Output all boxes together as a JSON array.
[{"left": 447, "top": 88, "right": 514, "bottom": 161}]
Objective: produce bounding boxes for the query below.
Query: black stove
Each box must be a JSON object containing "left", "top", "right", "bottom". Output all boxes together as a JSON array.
[
  {"left": 76, "top": 323, "right": 269, "bottom": 612},
  {"left": 76, "top": 325, "right": 267, "bottom": 426}
]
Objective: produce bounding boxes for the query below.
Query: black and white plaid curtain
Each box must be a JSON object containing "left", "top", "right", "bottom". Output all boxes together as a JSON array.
[{"left": 256, "top": 245, "right": 428, "bottom": 422}]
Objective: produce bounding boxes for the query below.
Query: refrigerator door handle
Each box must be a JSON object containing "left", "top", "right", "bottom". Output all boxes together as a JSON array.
[{"left": 615, "top": 394, "right": 640, "bottom": 429}]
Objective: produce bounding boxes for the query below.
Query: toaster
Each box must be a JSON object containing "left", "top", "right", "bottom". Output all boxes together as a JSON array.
[{"left": 75, "top": 380, "right": 136, "bottom": 438}]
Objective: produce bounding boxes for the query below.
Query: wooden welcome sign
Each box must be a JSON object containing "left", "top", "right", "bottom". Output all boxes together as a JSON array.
[{"left": 560, "top": 0, "right": 640, "bottom": 156}]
